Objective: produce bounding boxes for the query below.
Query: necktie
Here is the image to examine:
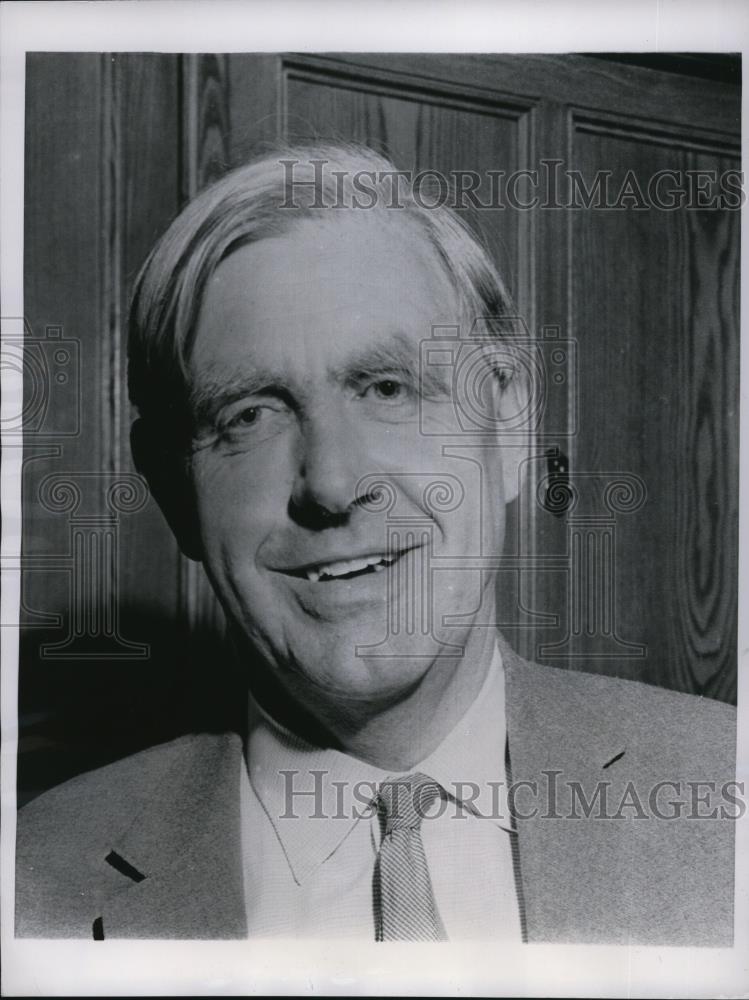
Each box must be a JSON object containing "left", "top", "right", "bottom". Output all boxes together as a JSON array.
[{"left": 375, "top": 772, "right": 447, "bottom": 941}]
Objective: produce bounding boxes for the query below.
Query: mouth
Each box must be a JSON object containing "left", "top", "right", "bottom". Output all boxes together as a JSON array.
[{"left": 283, "top": 548, "right": 415, "bottom": 583}]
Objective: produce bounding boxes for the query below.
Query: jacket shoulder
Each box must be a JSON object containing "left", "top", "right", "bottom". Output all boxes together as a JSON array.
[
  {"left": 501, "top": 644, "right": 737, "bottom": 945},
  {"left": 503, "top": 646, "right": 736, "bottom": 772},
  {"left": 15, "top": 734, "right": 198, "bottom": 937}
]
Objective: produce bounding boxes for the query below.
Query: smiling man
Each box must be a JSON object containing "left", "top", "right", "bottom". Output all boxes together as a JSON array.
[
  {"left": 180, "top": 205, "right": 519, "bottom": 769},
  {"left": 16, "top": 144, "right": 737, "bottom": 945}
]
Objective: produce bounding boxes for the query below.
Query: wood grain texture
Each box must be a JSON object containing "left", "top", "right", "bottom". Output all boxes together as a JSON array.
[
  {"left": 20, "top": 55, "right": 189, "bottom": 801},
  {"left": 228, "top": 54, "right": 282, "bottom": 163},
  {"left": 114, "top": 54, "right": 183, "bottom": 623},
  {"left": 22, "top": 54, "right": 106, "bottom": 651},
  {"left": 178, "top": 54, "right": 232, "bottom": 638},
  {"left": 298, "top": 54, "right": 740, "bottom": 138},
  {"left": 182, "top": 53, "right": 231, "bottom": 196},
  {"left": 566, "top": 125, "right": 739, "bottom": 701}
]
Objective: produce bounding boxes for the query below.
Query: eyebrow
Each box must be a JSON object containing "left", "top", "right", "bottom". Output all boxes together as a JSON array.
[
  {"left": 189, "top": 331, "right": 452, "bottom": 424},
  {"left": 332, "top": 333, "right": 450, "bottom": 394},
  {"left": 189, "top": 366, "right": 291, "bottom": 426}
]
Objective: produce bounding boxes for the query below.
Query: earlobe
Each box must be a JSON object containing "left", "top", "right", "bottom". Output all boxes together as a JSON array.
[{"left": 130, "top": 418, "right": 204, "bottom": 561}]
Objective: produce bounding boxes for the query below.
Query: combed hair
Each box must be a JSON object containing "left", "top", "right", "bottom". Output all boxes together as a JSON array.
[{"left": 127, "top": 142, "right": 515, "bottom": 435}]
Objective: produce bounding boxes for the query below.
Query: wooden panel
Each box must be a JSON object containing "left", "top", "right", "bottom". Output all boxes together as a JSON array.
[
  {"left": 23, "top": 53, "right": 103, "bottom": 492},
  {"left": 22, "top": 52, "right": 107, "bottom": 663},
  {"left": 228, "top": 53, "right": 282, "bottom": 164},
  {"left": 178, "top": 55, "right": 233, "bottom": 636},
  {"left": 299, "top": 54, "right": 740, "bottom": 138},
  {"left": 182, "top": 53, "right": 231, "bottom": 195},
  {"left": 19, "top": 54, "right": 187, "bottom": 803},
  {"left": 114, "top": 54, "right": 183, "bottom": 617},
  {"left": 555, "top": 118, "right": 739, "bottom": 701}
]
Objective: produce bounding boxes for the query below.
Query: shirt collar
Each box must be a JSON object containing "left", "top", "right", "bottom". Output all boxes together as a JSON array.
[
  {"left": 408, "top": 643, "right": 509, "bottom": 823},
  {"left": 245, "top": 643, "right": 508, "bottom": 884}
]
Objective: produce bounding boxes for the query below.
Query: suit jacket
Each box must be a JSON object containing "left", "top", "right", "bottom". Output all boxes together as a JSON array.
[{"left": 16, "top": 637, "right": 736, "bottom": 944}]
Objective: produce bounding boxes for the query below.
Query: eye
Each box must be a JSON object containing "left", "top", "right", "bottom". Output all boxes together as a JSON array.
[
  {"left": 234, "top": 406, "right": 260, "bottom": 426},
  {"left": 219, "top": 399, "right": 291, "bottom": 440},
  {"left": 224, "top": 402, "right": 279, "bottom": 430},
  {"left": 369, "top": 379, "right": 404, "bottom": 400}
]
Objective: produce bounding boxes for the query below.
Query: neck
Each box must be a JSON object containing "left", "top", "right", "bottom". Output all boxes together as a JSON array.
[{"left": 244, "top": 623, "right": 497, "bottom": 772}]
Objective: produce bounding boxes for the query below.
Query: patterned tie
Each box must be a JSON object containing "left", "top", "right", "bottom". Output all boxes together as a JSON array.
[{"left": 374, "top": 772, "right": 447, "bottom": 941}]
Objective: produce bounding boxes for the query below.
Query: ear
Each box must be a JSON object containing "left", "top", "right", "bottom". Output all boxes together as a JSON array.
[
  {"left": 492, "top": 370, "right": 532, "bottom": 505},
  {"left": 130, "top": 418, "right": 203, "bottom": 561}
]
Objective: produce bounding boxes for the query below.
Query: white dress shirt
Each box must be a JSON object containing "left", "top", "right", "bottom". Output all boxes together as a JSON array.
[{"left": 240, "top": 644, "right": 522, "bottom": 940}]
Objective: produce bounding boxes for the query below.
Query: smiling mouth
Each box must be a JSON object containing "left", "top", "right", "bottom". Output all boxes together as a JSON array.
[{"left": 286, "top": 549, "right": 412, "bottom": 583}]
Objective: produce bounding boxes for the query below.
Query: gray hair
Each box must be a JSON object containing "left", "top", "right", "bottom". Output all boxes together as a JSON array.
[{"left": 127, "top": 142, "right": 515, "bottom": 436}]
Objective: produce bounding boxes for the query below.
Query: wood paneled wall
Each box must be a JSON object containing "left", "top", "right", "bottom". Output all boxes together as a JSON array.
[{"left": 18, "top": 53, "right": 740, "bottom": 800}]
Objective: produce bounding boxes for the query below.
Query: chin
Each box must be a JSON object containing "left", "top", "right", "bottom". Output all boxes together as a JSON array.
[{"left": 288, "top": 626, "right": 458, "bottom": 707}]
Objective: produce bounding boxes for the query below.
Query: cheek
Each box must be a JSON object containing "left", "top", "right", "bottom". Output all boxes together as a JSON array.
[
  {"left": 190, "top": 451, "right": 293, "bottom": 548},
  {"left": 418, "top": 401, "right": 460, "bottom": 437}
]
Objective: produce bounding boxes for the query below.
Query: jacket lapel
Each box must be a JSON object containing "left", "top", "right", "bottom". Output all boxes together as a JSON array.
[
  {"left": 501, "top": 636, "right": 735, "bottom": 946},
  {"left": 100, "top": 732, "right": 247, "bottom": 939},
  {"left": 501, "top": 638, "right": 633, "bottom": 944}
]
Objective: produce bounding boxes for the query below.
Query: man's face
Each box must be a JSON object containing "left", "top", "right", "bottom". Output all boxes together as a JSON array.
[{"left": 187, "top": 213, "right": 518, "bottom": 710}]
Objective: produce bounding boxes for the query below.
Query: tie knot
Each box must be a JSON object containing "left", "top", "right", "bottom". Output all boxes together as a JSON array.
[{"left": 378, "top": 773, "right": 442, "bottom": 832}]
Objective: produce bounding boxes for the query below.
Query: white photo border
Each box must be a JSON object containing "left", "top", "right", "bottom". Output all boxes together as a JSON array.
[{"left": 1, "top": 1, "right": 747, "bottom": 996}]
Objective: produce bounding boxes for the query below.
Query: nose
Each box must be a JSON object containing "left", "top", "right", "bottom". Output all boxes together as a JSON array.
[{"left": 289, "top": 407, "right": 364, "bottom": 529}]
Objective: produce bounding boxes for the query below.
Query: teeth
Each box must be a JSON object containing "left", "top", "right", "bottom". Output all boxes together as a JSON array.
[{"left": 304, "top": 553, "right": 396, "bottom": 581}]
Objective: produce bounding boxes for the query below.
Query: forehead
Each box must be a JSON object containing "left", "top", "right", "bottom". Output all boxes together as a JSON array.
[{"left": 190, "top": 212, "right": 461, "bottom": 383}]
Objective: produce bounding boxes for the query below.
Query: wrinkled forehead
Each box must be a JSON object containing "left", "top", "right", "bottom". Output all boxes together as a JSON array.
[
  {"left": 217, "top": 206, "right": 462, "bottom": 309},
  {"left": 190, "top": 210, "right": 466, "bottom": 379}
]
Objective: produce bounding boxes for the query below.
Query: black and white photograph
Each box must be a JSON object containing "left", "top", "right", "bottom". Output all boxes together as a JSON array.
[{"left": 1, "top": 1, "right": 747, "bottom": 996}]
